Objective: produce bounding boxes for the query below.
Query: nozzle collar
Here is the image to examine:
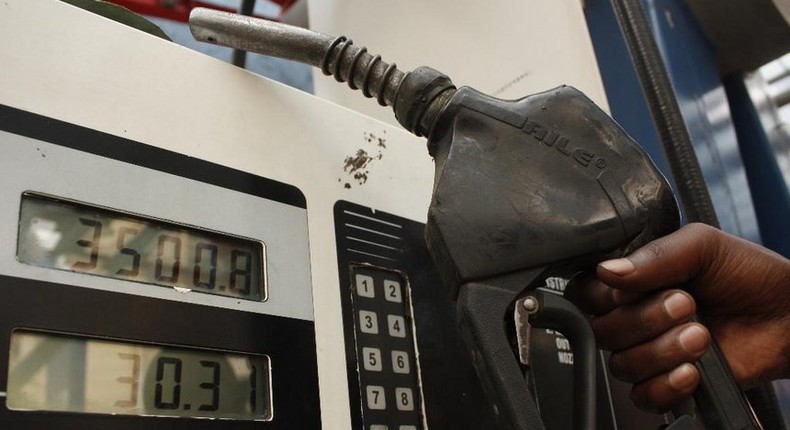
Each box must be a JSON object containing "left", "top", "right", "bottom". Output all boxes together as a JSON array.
[{"left": 394, "top": 66, "right": 455, "bottom": 137}]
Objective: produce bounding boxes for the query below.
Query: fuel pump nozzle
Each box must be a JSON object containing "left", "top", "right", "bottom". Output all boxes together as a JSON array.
[{"left": 190, "top": 9, "right": 759, "bottom": 430}]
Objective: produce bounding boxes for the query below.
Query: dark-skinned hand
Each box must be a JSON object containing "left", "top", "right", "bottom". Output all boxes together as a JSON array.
[{"left": 565, "top": 223, "right": 790, "bottom": 413}]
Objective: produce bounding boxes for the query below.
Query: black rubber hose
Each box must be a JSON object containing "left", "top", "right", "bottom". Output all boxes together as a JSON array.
[{"left": 610, "top": 0, "right": 719, "bottom": 227}]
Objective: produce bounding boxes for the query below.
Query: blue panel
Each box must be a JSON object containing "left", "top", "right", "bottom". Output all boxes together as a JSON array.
[
  {"left": 724, "top": 75, "right": 790, "bottom": 257},
  {"left": 645, "top": 0, "right": 760, "bottom": 242},
  {"left": 584, "top": 0, "right": 677, "bottom": 196},
  {"left": 585, "top": 0, "right": 761, "bottom": 242}
]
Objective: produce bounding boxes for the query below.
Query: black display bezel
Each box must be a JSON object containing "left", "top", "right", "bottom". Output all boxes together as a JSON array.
[
  {"left": 0, "top": 105, "right": 320, "bottom": 429},
  {"left": 0, "top": 275, "right": 319, "bottom": 429}
]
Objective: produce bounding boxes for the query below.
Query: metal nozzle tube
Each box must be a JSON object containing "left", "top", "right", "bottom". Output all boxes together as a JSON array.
[{"left": 189, "top": 8, "right": 406, "bottom": 107}]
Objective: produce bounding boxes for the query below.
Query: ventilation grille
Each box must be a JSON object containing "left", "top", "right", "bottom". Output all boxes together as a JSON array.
[{"left": 340, "top": 209, "right": 406, "bottom": 263}]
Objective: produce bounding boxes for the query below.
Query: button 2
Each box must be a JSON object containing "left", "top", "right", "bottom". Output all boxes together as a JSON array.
[{"left": 383, "top": 280, "right": 402, "bottom": 303}]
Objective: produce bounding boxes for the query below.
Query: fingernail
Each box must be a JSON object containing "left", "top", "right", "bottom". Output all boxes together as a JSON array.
[
  {"left": 678, "top": 325, "right": 708, "bottom": 353},
  {"left": 599, "top": 258, "right": 635, "bottom": 276},
  {"left": 664, "top": 293, "right": 694, "bottom": 320},
  {"left": 668, "top": 364, "right": 696, "bottom": 390}
]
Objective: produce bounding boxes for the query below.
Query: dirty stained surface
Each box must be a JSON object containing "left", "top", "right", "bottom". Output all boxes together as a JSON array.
[{"left": 340, "top": 131, "right": 388, "bottom": 188}]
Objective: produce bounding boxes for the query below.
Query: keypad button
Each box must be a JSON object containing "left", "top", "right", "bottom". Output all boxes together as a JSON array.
[
  {"left": 395, "top": 387, "right": 415, "bottom": 411},
  {"left": 362, "top": 347, "right": 383, "bottom": 372},
  {"left": 359, "top": 310, "right": 379, "bottom": 334},
  {"left": 383, "top": 280, "right": 402, "bottom": 303},
  {"left": 399, "top": 426, "right": 418, "bottom": 430},
  {"left": 366, "top": 385, "right": 386, "bottom": 410},
  {"left": 356, "top": 274, "right": 375, "bottom": 298},
  {"left": 387, "top": 315, "right": 406, "bottom": 338},
  {"left": 391, "top": 350, "right": 411, "bottom": 374},
  {"left": 370, "top": 426, "right": 388, "bottom": 430}
]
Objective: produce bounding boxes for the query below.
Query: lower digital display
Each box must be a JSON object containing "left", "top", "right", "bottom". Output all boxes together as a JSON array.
[{"left": 7, "top": 330, "right": 272, "bottom": 421}]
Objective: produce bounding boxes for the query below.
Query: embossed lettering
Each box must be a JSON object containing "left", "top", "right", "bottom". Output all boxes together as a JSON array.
[
  {"left": 572, "top": 149, "right": 595, "bottom": 167},
  {"left": 556, "top": 137, "right": 571, "bottom": 155},
  {"left": 520, "top": 119, "right": 607, "bottom": 170},
  {"left": 543, "top": 131, "right": 559, "bottom": 147},
  {"left": 523, "top": 120, "right": 547, "bottom": 141}
]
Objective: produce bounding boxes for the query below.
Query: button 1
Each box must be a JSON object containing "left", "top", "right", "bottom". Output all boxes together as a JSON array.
[{"left": 355, "top": 274, "right": 375, "bottom": 298}]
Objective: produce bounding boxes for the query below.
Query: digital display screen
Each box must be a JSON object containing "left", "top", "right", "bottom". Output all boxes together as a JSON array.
[
  {"left": 7, "top": 330, "right": 272, "bottom": 420},
  {"left": 17, "top": 193, "right": 266, "bottom": 301}
]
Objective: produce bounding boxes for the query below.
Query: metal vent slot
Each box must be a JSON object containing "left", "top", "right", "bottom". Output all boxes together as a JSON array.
[{"left": 343, "top": 210, "right": 405, "bottom": 262}]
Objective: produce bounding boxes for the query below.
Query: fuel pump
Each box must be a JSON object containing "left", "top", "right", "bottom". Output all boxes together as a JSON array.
[{"left": 188, "top": 9, "right": 761, "bottom": 430}]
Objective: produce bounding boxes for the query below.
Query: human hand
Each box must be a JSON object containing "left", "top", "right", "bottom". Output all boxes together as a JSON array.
[{"left": 566, "top": 223, "right": 790, "bottom": 412}]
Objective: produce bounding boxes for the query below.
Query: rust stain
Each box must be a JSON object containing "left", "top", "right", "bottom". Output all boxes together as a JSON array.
[{"left": 341, "top": 131, "right": 389, "bottom": 188}]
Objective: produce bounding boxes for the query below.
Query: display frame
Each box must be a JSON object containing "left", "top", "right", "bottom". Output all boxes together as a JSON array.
[
  {"left": 0, "top": 105, "right": 321, "bottom": 429},
  {"left": 16, "top": 191, "right": 269, "bottom": 302},
  {"left": 0, "top": 274, "right": 320, "bottom": 430}
]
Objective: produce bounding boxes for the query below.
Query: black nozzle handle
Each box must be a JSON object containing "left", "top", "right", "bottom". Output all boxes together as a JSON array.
[
  {"left": 684, "top": 337, "right": 762, "bottom": 429},
  {"left": 456, "top": 270, "right": 548, "bottom": 430},
  {"left": 528, "top": 291, "right": 597, "bottom": 430}
]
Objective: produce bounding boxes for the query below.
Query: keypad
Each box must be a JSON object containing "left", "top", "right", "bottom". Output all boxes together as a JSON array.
[{"left": 351, "top": 266, "right": 423, "bottom": 430}]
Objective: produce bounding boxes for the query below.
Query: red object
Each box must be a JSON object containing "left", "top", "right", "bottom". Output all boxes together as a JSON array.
[{"left": 105, "top": 0, "right": 297, "bottom": 23}]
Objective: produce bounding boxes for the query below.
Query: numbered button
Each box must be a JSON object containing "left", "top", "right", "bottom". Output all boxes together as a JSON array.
[
  {"left": 391, "top": 350, "right": 411, "bottom": 374},
  {"left": 395, "top": 387, "right": 415, "bottom": 411},
  {"left": 387, "top": 315, "right": 406, "bottom": 338},
  {"left": 366, "top": 385, "right": 386, "bottom": 410},
  {"left": 355, "top": 274, "right": 375, "bottom": 298},
  {"left": 383, "top": 280, "right": 402, "bottom": 303},
  {"left": 362, "top": 347, "right": 382, "bottom": 372},
  {"left": 359, "top": 310, "right": 379, "bottom": 334},
  {"left": 370, "top": 426, "right": 389, "bottom": 430},
  {"left": 399, "top": 426, "right": 418, "bottom": 430}
]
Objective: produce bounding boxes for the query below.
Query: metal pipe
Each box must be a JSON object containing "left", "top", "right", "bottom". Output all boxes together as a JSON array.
[{"left": 189, "top": 8, "right": 406, "bottom": 107}]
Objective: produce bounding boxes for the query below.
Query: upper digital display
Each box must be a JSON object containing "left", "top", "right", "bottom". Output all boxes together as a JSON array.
[{"left": 17, "top": 193, "right": 266, "bottom": 301}]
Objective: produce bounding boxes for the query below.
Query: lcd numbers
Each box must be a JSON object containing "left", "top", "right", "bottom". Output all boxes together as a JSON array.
[
  {"left": 7, "top": 330, "right": 272, "bottom": 420},
  {"left": 17, "top": 193, "right": 266, "bottom": 301}
]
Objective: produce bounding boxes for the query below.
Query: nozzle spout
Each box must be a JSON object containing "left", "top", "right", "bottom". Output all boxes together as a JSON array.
[
  {"left": 189, "top": 8, "right": 406, "bottom": 107},
  {"left": 189, "top": 8, "right": 456, "bottom": 136}
]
